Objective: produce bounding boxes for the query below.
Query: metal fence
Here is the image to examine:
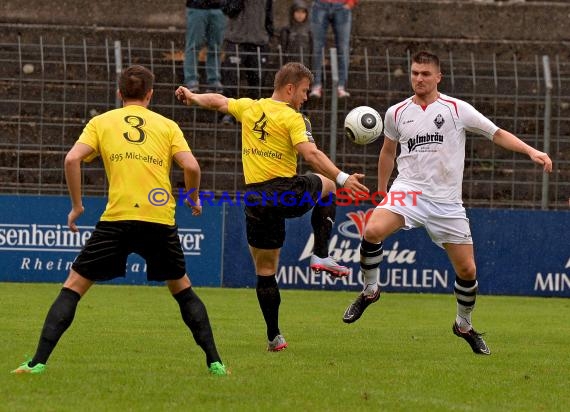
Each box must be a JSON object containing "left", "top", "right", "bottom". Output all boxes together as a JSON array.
[{"left": 0, "top": 36, "right": 568, "bottom": 209}]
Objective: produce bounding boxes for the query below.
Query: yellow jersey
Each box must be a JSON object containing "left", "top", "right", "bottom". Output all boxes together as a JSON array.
[
  {"left": 228, "top": 98, "right": 314, "bottom": 184},
  {"left": 77, "top": 105, "right": 190, "bottom": 225}
]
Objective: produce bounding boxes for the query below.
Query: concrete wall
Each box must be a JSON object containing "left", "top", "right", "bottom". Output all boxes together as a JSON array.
[
  {"left": 1, "top": 0, "right": 185, "bottom": 29},
  {"left": 2, "top": 0, "right": 569, "bottom": 44},
  {"left": 354, "top": 1, "right": 570, "bottom": 42}
]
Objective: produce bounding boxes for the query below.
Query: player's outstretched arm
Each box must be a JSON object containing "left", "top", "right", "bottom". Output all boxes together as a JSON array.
[
  {"left": 175, "top": 86, "right": 229, "bottom": 114},
  {"left": 295, "top": 141, "right": 369, "bottom": 195},
  {"left": 64, "top": 142, "right": 94, "bottom": 232},
  {"left": 492, "top": 129, "right": 553, "bottom": 173}
]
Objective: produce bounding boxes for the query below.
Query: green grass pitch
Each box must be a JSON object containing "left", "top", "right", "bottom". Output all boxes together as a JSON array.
[{"left": 1, "top": 282, "right": 569, "bottom": 411}]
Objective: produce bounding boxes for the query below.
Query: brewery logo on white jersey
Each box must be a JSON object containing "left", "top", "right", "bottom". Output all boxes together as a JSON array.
[{"left": 407, "top": 131, "right": 444, "bottom": 152}]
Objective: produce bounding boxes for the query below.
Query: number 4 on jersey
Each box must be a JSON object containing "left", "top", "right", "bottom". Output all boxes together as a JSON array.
[{"left": 253, "top": 113, "right": 268, "bottom": 142}]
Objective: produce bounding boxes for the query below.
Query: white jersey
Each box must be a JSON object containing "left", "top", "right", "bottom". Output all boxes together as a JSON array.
[{"left": 383, "top": 93, "right": 499, "bottom": 203}]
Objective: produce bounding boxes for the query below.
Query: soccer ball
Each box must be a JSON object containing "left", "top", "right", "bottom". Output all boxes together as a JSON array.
[{"left": 344, "top": 106, "right": 383, "bottom": 145}]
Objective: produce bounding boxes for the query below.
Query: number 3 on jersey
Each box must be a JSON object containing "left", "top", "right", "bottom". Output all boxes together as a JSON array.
[
  {"left": 123, "top": 115, "right": 146, "bottom": 144},
  {"left": 253, "top": 113, "right": 268, "bottom": 142}
]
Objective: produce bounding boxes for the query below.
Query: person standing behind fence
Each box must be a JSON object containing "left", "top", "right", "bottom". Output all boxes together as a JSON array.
[
  {"left": 12, "top": 65, "right": 227, "bottom": 376},
  {"left": 176, "top": 62, "right": 369, "bottom": 352},
  {"left": 221, "top": 0, "right": 274, "bottom": 125},
  {"left": 309, "top": 0, "right": 357, "bottom": 99},
  {"left": 342, "top": 51, "right": 553, "bottom": 356},
  {"left": 279, "top": 0, "right": 312, "bottom": 64},
  {"left": 184, "top": 0, "right": 227, "bottom": 93}
]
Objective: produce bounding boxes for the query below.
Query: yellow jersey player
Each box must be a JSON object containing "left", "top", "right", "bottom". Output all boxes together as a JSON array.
[
  {"left": 176, "top": 62, "right": 368, "bottom": 352},
  {"left": 12, "top": 65, "right": 226, "bottom": 376}
]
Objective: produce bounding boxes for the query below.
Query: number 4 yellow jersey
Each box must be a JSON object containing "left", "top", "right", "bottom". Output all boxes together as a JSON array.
[
  {"left": 228, "top": 98, "right": 314, "bottom": 184},
  {"left": 77, "top": 105, "right": 190, "bottom": 225}
]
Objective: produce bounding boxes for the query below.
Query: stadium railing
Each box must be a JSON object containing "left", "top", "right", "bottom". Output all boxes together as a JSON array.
[{"left": 0, "top": 37, "right": 568, "bottom": 210}]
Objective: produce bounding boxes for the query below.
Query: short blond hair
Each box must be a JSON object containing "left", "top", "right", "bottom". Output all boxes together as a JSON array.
[{"left": 274, "top": 62, "right": 314, "bottom": 90}]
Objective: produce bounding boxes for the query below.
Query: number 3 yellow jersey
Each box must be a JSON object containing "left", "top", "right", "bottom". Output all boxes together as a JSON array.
[
  {"left": 77, "top": 105, "right": 190, "bottom": 225},
  {"left": 228, "top": 98, "right": 314, "bottom": 184}
]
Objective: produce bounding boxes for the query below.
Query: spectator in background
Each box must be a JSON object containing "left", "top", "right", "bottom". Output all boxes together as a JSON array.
[
  {"left": 221, "top": 0, "right": 274, "bottom": 124},
  {"left": 184, "top": 0, "right": 227, "bottom": 93},
  {"left": 309, "top": 0, "right": 357, "bottom": 99},
  {"left": 279, "top": 0, "right": 312, "bottom": 65}
]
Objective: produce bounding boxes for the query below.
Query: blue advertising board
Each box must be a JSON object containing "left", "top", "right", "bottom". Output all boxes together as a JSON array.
[
  {"left": 1, "top": 195, "right": 568, "bottom": 297},
  {"left": 222, "top": 204, "right": 570, "bottom": 297},
  {"left": 0, "top": 195, "right": 223, "bottom": 286}
]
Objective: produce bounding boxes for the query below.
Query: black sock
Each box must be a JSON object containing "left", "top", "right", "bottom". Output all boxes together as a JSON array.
[
  {"left": 311, "top": 197, "right": 336, "bottom": 258},
  {"left": 360, "top": 238, "right": 384, "bottom": 270},
  {"left": 256, "top": 275, "right": 281, "bottom": 341},
  {"left": 454, "top": 277, "right": 478, "bottom": 312},
  {"left": 174, "top": 287, "right": 222, "bottom": 367},
  {"left": 30, "top": 287, "right": 81, "bottom": 366}
]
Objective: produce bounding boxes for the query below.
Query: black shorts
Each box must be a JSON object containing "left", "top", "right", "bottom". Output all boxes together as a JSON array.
[
  {"left": 72, "top": 220, "right": 186, "bottom": 282},
  {"left": 244, "top": 174, "right": 323, "bottom": 249}
]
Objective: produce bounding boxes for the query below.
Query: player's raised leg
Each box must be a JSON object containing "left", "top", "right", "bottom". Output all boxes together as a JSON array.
[
  {"left": 445, "top": 243, "right": 490, "bottom": 355},
  {"left": 309, "top": 196, "right": 350, "bottom": 277},
  {"left": 343, "top": 208, "right": 403, "bottom": 323},
  {"left": 310, "top": 174, "right": 350, "bottom": 277}
]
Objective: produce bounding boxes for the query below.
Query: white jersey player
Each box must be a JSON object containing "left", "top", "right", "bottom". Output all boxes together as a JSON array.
[
  {"left": 384, "top": 93, "right": 498, "bottom": 203},
  {"left": 342, "top": 51, "right": 552, "bottom": 356}
]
